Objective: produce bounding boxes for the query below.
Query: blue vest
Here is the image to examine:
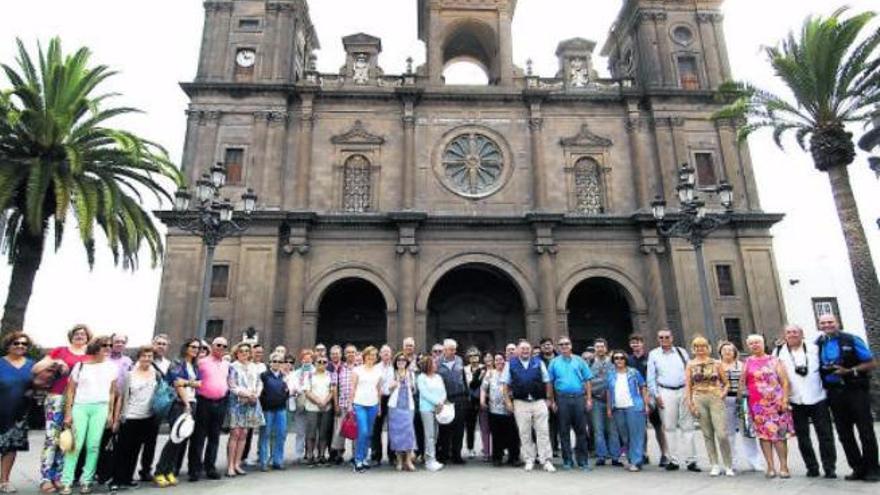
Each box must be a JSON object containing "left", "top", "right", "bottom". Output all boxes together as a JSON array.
[{"left": 509, "top": 357, "right": 545, "bottom": 401}]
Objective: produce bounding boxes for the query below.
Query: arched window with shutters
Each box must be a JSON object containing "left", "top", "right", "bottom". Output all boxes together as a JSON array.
[
  {"left": 573, "top": 157, "right": 604, "bottom": 214},
  {"left": 342, "top": 154, "right": 372, "bottom": 212}
]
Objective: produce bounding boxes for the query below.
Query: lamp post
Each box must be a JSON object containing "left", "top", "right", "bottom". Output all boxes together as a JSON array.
[
  {"left": 172, "top": 162, "right": 258, "bottom": 339},
  {"left": 651, "top": 164, "right": 734, "bottom": 345}
]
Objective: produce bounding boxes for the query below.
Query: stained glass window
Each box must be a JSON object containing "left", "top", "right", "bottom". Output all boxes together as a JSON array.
[{"left": 343, "top": 154, "right": 371, "bottom": 212}]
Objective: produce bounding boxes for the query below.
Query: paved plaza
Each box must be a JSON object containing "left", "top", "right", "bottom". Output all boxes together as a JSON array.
[{"left": 9, "top": 425, "right": 879, "bottom": 495}]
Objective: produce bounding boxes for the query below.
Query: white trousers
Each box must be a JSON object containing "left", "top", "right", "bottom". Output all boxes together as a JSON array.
[
  {"left": 512, "top": 399, "right": 552, "bottom": 464},
  {"left": 723, "top": 396, "right": 765, "bottom": 470},
  {"left": 657, "top": 387, "right": 697, "bottom": 464}
]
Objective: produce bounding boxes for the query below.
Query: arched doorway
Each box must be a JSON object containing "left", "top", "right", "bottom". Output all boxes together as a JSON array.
[
  {"left": 426, "top": 263, "right": 525, "bottom": 353},
  {"left": 566, "top": 277, "right": 634, "bottom": 352},
  {"left": 316, "top": 278, "right": 387, "bottom": 349}
]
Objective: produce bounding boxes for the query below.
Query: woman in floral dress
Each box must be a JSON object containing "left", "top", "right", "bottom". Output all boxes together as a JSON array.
[
  {"left": 226, "top": 343, "right": 264, "bottom": 477},
  {"left": 742, "top": 334, "right": 794, "bottom": 479}
]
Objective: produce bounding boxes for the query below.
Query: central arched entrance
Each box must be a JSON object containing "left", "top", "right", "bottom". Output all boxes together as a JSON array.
[
  {"left": 426, "top": 263, "right": 525, "bottom": 353},
  {"left": 566, "top": 277, "right": 634, "bottom": 352},
  {"left": 316, "top": 278, "right": 387, "bottom": 349}
]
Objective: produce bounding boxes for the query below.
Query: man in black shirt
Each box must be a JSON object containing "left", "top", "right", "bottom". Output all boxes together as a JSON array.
[{"left": 627, "top": 334, "right": 669, "bottom": 466}]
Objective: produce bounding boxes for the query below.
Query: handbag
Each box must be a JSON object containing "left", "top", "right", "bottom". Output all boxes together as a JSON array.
[
  {"left": 150, "top": 365, "right": 175, "bottom": 420},
  {"left": 341, "top": 411, "right": 358, "bottom": 440}
]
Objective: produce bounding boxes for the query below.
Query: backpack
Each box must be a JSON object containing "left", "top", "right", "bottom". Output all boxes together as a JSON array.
[{"left": 150, "top": 363, "right": 176, "bottom": 420}]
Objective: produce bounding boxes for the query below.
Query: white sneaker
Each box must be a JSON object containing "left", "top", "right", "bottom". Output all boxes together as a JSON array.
[
  {"left": 710, "top": 465, "right": 722, "bottom": 477},
  {"left": 426, "top": 460, "right": 444, "bottom": 472},
  {"left": 524, "top": 461, "right": 534, "bottom": 472},
  {"left": 725, "top": 468, "right": 736, "bottom": 477},
  {"left": 543, "top": 462, "right": 556, "bottom": 473},
  {"left": 468, "top": 450, "right": 476, "bottom": 459}
]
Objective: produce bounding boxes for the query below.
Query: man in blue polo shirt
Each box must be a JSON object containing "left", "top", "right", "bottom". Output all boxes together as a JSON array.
[
  {"left": 816, "top": 314, "right": 878, "bottom": 482},
  {"left": 548, "top": 336, "right": 593, "bottom": 471}
]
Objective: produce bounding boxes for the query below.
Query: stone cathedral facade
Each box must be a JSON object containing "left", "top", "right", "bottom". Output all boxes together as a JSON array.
[{"left": 156, "top": 0, "right": 786, "bottom": 352}]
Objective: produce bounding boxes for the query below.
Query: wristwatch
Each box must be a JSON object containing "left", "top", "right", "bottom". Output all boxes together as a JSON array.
[{"left": 851, "top": 369, "right": 859, "bottom": 377}]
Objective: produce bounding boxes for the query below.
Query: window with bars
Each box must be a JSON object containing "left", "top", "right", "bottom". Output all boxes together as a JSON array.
[
  {"left": 694, "top": 152, "right": 717, "bottom": 187},
  {"left": 210, "top": 265, "right": 230, "bottom": 298},
  {"left": 342, "top": 154, "right": 372, "bottom": 212},
  {"left": 573, "top": 157, "right": 603, "bottom": 214},
  {"left": 715, "top": 264, "right": 735, "bottom": 296},
  {"left": 678, "top": 56, "right": 700, "bottom": 90},
  {"left": 812, "top": 297, "right": 842, "bottom": 329},
  {"left": 224, "top": 148, "right": 244, "bottom": 185},
  {"left": 723, "top": 318, "right": 743, "bottom": 348},
  {"left": 206, "top": 320, "right": 224, "bottom": 339}
]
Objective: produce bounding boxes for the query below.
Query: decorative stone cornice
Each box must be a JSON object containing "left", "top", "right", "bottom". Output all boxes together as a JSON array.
[
  {"left": 331, "top": 120, "right": 386, "bottom": 145},
  {"left": 204, "top": 1, "right": 234, "bottom": 13},
  {"left": 560, "top": 123, "right": 613, "bottom": 147},
  {"left": 697, "top": 12, "right": 724, "bottom": 23},
  {"left": 528, "top": 117, "right": 544, "bottom": 132},
  {"left": 253, "top": 110, "right": 290, "bottom": 125}
]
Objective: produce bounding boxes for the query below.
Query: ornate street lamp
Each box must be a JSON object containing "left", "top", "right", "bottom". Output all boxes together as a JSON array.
[
  {"left": 172, "top": 162, "right": 258, "bottom": 338},
  {"left": 651, "top": 165, "right": 735, "bottom": 345}
]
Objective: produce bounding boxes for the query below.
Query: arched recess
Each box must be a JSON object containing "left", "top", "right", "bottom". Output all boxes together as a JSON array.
[
  {"left": 304, "top": 264, "right": 398, "bottom": 314},
  {"left": 416, "top": 253, "right": 539, "bottom": 314},
  {"left": 556, "top": 265, "right": 648, "bottom": 315},
  {"left": 441, "top": 19, "right": 500, "bottom": 84}
]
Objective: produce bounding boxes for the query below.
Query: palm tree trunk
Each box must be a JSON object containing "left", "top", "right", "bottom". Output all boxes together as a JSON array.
[
  {"left": 0, "top": 228, "right": 45, "bottom": 334},
  {"left": 826, "top": 164, "right": 880, "bottom": 415}
]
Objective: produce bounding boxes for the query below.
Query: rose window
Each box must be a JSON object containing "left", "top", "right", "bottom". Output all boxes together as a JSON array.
[{"left": 441, "top": 133, "right": 505, "bottom": 198}]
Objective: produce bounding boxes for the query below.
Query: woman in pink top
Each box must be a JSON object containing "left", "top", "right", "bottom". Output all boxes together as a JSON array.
[{"left": 31, "top": 325, "right": 92, "bottom": 493}]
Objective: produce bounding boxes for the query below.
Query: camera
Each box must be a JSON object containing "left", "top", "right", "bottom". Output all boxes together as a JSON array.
[{"left": 794, "top": 365, "right": 808, "bottom": 377}]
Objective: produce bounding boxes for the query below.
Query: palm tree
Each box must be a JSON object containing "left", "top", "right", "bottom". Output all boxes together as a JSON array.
[
  {"left": 0, "top": 38, "right": 182, "bottom": 334},
  {"left": 715, "top": 8, "right": 880, "bottom": 410}
]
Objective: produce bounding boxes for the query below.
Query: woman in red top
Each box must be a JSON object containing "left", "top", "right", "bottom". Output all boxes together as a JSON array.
[{"left": 31, "top": 325, "right": 92, "bottom": 493}]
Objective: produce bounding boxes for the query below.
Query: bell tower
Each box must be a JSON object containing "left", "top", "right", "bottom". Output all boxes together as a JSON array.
[{"left": 417, "top": 0, "right": 517, "bottom": 86}]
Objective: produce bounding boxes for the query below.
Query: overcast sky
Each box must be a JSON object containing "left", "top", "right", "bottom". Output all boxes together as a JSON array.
[{"left": 1, "top": 0, "right": 878, "bottom": 347}]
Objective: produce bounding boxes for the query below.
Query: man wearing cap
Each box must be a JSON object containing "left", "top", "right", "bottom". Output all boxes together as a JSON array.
[{"left": 502, "top": 340, "right": 556, "bottom": 473}]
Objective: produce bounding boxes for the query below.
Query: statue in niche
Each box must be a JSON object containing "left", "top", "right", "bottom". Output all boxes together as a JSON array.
[
  {"left": 569, "top": 58, "right": 589, "bottom": 87},
  {"left": 353, "top": 53, "right": 369, "bottom": 84}
]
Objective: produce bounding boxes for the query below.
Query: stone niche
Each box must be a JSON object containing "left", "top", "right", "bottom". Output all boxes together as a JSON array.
[
  {"left": 340, "top": 32, "right": 384, "bottom": 85},
  {"left": 555, "top": 37, "right": 599, "bottom": 89}
]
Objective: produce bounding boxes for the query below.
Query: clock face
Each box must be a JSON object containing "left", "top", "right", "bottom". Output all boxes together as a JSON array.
[{"left": 235, "top": 49, "right": 256, "bottom": 68}]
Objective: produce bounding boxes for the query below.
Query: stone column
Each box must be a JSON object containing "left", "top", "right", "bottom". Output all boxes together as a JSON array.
[
  {"left": 697, "top": 13, "right": 723, "bottom": 89},
  {"left": 498, "top": 8, "right": 514, "bottom": 86},
  {"left": 653, "top": 117, "right": 681, "bottom": 204},
  {"left": 536, "top": 249, "right": 558, "bottom": 340},
  {"left": 712, "top": 14, "right": 732, "bottom": 82},
  {"left": 637, "top": 12, "right": 661, "bottom": 87},
  {"left": 210, "top": 2, "right": 234, "bottom": 81},
  {"left": 252, "top": 111, "right": 271, "bottom": 202},
  {"left": 196, "top": 4, "right": 218, "bottom": 80},
  {"left": 716, "top": 118, "right": 745, "bottom": 207},
  {"left": 271, "top": 3, "right": 296, "bottom": 82},
  {"left": 428, "top": 7, "right": 443, "bottom": 85},
  {"left": 196, "top": 111, "right": 222, "bottom": 181},
  {"left": 294, "top": 93, "right": 315, "bottom": 209},
  {"left": 653, "top": 13, "right": 676, "bottom": 87},
  {"left": 527, "top": 99, "right": 548, "bottom": 211},
  {"left": 264, "top": 112, "right": 288, "bottom": 208},
  {"left": 641, "top": 238, "right": 669, "bottom": 331},
  {"left": 261, "top": 3, "right": 280, "bottom": 81},
  {"left": 181, "top": 110, "right": 202, "bottom": 184},
  {"left": 400, "top": 97, "right": 418, "bottom": 210},
  {"left": 283, "top": 224, "right": 310, "bottom": 351},
  {"left": 626, "top": 109, "right": 651, "bottom": 209},
  {"left": 398, "top": 249, "right": 417, "bottom": 342}
]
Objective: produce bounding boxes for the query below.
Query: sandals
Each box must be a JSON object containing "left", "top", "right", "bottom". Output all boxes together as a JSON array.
[
  {"left": 0, "top": 483, "right": 18, "bottom": 493},
  {"left": 39, "top": 482, "right": 56, "bottom": 494},
  {"left": 779, "top": 471, "right": 791, "bottom": 479},
  {"left": 765, "top": 470, "right": 777, "bottom": 479},
  {"left": 58, "top": 486, "right": 71, "bottom": 495}
]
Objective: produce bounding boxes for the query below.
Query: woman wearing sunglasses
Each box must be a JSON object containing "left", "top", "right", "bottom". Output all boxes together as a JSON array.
[
  {"left": 153, "top": 338, "right": 202, "bottom": 487},
  {"left": 605, "top": 350, "right": 650, "bottom": 472},
  {"left": 303, "top": 355, "right": 335, "bottom": 466},
  {"left": 59, "top": 336, "right": 118, "bottom": 494},
  {"left": 0, "top": 332, "right": 35, "bottom": 493}
]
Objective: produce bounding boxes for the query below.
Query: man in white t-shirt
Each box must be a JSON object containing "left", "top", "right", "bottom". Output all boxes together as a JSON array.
[{"left": 773, "top": 324, "right": 837, "bottom": 478}]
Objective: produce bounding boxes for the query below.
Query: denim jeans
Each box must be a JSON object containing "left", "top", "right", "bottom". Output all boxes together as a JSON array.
[
  {"left": 591, "top": 399, "right": 620, "bottom": 460},
  {"left": 613, "top": 407, "right": 646, "bottom": 466},
  {"left": 556, "top": 394, "right": 589, "bottom": 466},
  {"left": 258, "top": 409, "right": 288, "bottom": 468},
  {"left": 353, "top": 404, "right": 378, "bottom": 464}
]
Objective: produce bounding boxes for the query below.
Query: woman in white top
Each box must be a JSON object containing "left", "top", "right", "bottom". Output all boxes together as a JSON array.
[
  {"left": 226, "top": 343, "right": 264, "bottom": 477},
  {"left": 416, "top": 356, "right": 447, "bottom": 472},
  {"left": 350, "top": 346, "right": 383, "bottom": 473},
  {"left": 60, "top": 336, "right": 118, "bottom": 494},
  {"left": 110, "top": 346, "right": 158, "bottom": 490},
  {"left": 304, "top": 355, "right": 336, "bottom": 465}
]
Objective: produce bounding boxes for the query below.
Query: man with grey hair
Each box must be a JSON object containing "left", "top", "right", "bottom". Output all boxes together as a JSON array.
[
  {"left": 773, "top": 324, "right": 836, "bottom": 478},
  {"left": 436, "top": 338, "right": 468, "bottom": 464},
  {"left": 152, "top": 333, "right": 171, "bottom": 374}
]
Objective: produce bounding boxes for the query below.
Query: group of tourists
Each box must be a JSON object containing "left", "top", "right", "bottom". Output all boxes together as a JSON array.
[{"left": 0, "top": 313, "right": 877, "bottom": 494}]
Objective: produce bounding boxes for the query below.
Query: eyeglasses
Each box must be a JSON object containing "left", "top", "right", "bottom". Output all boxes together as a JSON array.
[
  {"left": 214, "top": 343, "right": 228, "bottom": 348},
  {"left": 432, "top": 349, "right": 442, "bottom": 354},
  {"left": 317, "top": 360, "right": 328, "bottom": 364},
  {"left": 658, "top": 336, "right": 672, "bottom": 340},
  {"left": 270, "top": 360, "right": 284, "bottom": 364},
  {"left": 155, "top": 342, "right": 168, "bottom": 346},
  {"left": 187, "top": 344, "right": 200, "bottom": 349},
  {"left": 11, "top": 341, "right": 29, "bottom": 347},
  {"left": 612, "top": 356, "right": 627, "bottom": 361},
  {"left": 286, "top": 360, "right": 295, "bottom": 365},
  {"left": 200, "top": 346, "right": 209, "bottom": 351},
  {"left": 101, "top": 343, "right": 113, "bottom": 348},
  {"left": 558, "top": 342, "right": 571, "bottom": 346}
]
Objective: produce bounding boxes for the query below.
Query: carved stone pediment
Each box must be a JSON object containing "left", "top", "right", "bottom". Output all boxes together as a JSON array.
[
  {"left": 330, "top": 120, "right": 386, "bottom": 145},
  {"left": 560, "top": 124, "right": 613, "bottom": 148}
]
